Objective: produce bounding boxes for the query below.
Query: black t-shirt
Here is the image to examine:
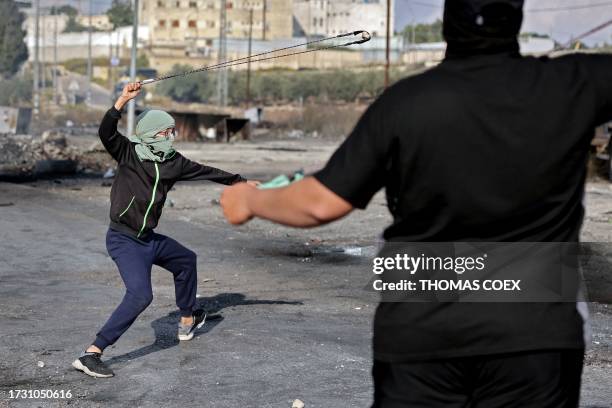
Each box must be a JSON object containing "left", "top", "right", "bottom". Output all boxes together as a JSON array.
[{"left": 314, "top": 52, "right": 612, "bottom": 362}]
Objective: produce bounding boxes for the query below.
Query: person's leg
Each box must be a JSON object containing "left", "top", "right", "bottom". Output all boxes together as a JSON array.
[
  {"left": 372, "top": 359, "right": 473, "bottom": 408},
  {"left": 471, "top": 349, "right": 585, "bottom": 408},
  {"left": 92, "top": 230, "right": 155, "bottom": 351},
  {"left": 152, "top": 233, "right": 198, "bottom": 320}
]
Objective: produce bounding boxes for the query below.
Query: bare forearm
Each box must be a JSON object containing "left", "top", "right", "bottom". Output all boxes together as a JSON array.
[
  {"left": 114, "top": 96, "right": 130, "bottom": 111},
  {"left": 245, "top": 177, "right": 353, "bottom": 228},
  {"left": 247, "top": 186, "right": 323, "bottom": 227}
]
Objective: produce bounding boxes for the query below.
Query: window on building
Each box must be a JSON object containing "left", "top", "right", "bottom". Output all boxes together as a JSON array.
[
  {"left": 175, "top": 1, "right": 181, "bottom": 7},
  {"left": 188, "top": 20, "right": 197, "bottom": 28},
  {"left": 157, "top": 1, "right": 164, "bottom": 7},
  {"left": 172, "top": 20, "right": 180, "bottom": 27},
  {"left": 189, "top": 1, "right": 197, "bottom": 7},
  {"left": 207, "top": 20, "right": 215, "bottom": 28},
  {"left": 159, "top": 19, "right": 166, "bottom": 27}
]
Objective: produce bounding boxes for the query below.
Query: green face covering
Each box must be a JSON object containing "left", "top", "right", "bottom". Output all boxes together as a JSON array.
[{"left": 129, "top": 109, "right": 176, "bottom": 162}]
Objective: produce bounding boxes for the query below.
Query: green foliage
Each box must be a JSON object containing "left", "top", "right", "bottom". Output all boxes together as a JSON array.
[
  {"left": 0, "top": 75, "right": 32, "bottom": 106},
  {"left": 155, "top": 65, "right": 214, "bottom": 103},
  {"left": 136, "top": 53, "right": 150, "bottom": 68},
  {"left": 52, "top": 5, "right": 78, "bottom": 17},
  {"left": 402, "top": 19, "right": 443, "bottom": 44},
  {"left": 63, "top": 16, "right": 91, "bottom": 33},
  {"left": 63, "top": 57, "right": 109, "bottom": 75},
  {"left": 107, "top": 0, "right": 134, "bottom": 29},
  {"left": 0, "top": 0, "right": 29, "bottom": 79},
  {"left": 520, "top": 32, "right": 551, "bottom": 39},
  {"left": 156, "top": 67, "right": 415, "bottom": 105}
]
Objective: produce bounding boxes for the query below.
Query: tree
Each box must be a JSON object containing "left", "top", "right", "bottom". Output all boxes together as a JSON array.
[
  {"left": 52, "top": 4, "right": 92, "bottom": 33},
  {"left": 64, "top": 17, "right": 90, "bottom": 33},
  {"left": 156, "top": 65, "right": 213, "bottom": 103},
  {"left": 51, "top": 5, "right": 78, "bottom": 17},
  {"left": 402, "top": 19, "right": 444, "bottom": 44},
  {"left": 0, "top": 0, "right": 28, "bottom": 79},
  {"left": 107, "top": 0, "right": 134, "bottom": 29}
]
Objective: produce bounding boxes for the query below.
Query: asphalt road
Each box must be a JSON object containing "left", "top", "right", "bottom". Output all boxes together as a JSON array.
[
  {"left": 0, "top": 181, "right": 376, "bottom": 408},
  {"left": 0, "top": 137, "right": 611, "bottom": 407}
]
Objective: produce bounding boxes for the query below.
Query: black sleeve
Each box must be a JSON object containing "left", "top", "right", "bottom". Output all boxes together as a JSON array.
[
  {"left": 99, "top": 106, "right": 130, "bottom": 162},
  {"left": 177, "top": 154, "right": 246, "bottom": 184},
  {"left": 313, "top": 96, "right": 393, "bottom": 209},
  {"left": 581, "top": 54, "right": 612, "bottom": 125}
]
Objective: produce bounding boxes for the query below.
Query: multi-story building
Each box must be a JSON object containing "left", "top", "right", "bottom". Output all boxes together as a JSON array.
[
  {"left": 293, "top": 0, "right": 393, "bottom": 39},
  {"left": 139, "top": 0, "right": 293, "bottom": 47},
  {"left": 76, "top": 14, "right": 114, "bottom": 31}
]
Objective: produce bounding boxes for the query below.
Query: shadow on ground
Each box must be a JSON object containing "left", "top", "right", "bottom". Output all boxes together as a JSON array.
[{"left": 105, "top": 293, "right": 302, "bottom": 367}]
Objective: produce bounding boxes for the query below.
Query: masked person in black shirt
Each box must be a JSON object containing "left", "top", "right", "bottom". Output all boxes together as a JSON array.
[{"left": 220, "top": 0, "right": 612, "bottom": 406}]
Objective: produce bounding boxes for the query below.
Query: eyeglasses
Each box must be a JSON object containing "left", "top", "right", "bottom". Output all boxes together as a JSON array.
[{"left": 156, "top": 128, "right": 176, "bottom": 140}]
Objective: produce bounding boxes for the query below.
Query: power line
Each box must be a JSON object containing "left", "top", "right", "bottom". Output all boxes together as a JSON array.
[
  {"left": 528, "top": 1, "right": 612, "bottom": 12},
  {"left": 397, "top": 0, "right": 612, "bottom": 13}
]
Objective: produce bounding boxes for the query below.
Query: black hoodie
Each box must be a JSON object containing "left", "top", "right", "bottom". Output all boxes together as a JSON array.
[{"left": 99, "top": 106, "right": 245, "bottom": 239}]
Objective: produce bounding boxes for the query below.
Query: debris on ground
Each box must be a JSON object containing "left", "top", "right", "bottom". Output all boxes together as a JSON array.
[
  {"left": 103, "top": 168, "right": 116, "bottom": 179},
  {"left": 292, "top": 399, "right": 305, "bottom": 408},
  {"left": 0, "top": 133, "right": 114, "bottom": 181}
]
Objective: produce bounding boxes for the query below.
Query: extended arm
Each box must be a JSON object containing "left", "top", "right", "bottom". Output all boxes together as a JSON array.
[
  {"left": 220, "top": 92, "right": 391, "bottom": 228},
  {"left": 179, "top": 155, "right": 246, "bottom": 185},
  {"left": 220, "top": 176, "right": 353, "bottom": 227}
]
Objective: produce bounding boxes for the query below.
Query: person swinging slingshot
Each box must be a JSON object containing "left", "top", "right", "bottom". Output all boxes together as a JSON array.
[
  {"left": 72, "top": 31, "right": 371, "bottom": 379},
  {"left": 72, "top": 82, "right": 259, "bottom": 378}
]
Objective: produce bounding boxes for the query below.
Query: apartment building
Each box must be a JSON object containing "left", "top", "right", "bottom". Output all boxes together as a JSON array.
[
  {"left": 139, "top": 0, "right": 293, "bottom": 47},
  {"left": 293, "top": 0, "right": 393, "bottom": 38}
]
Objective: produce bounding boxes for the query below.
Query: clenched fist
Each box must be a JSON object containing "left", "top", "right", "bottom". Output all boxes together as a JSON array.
[
  {"left": 114, "top": 82, "right": 142, "bottom": 110},
  {"left": 220, "top": 182, "right": 257, "bottom": 225}
]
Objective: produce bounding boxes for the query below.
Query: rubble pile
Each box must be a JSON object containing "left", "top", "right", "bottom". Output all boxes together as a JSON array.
[{"left": 0, "top": 131, "right": 111, "bottom": 181}]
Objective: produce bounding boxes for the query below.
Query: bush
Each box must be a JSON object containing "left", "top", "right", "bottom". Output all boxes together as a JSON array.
[
  {"left": 155, "top": 64, "right": 215, "bottom": 103},
  {"left": 156, "top": 66, "right": 418, "bottom": 105},
  {"left": 0, "top": 75, "right": 32, "bottom": 106}
]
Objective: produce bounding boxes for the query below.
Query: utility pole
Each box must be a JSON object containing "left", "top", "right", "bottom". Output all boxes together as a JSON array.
[
  {"left": 108, "top": 31, "right": 113, "bottom": 91},
  {"left": 86, "top": 0, "right": 93, "bottom": 105},
  {"left": 246, "top": 8, "right": 253, "bottom": 107},
  {"left": 262, "top": 0, "right": 267, "bottom": 40},
  {"left": 41, "top": 12, "right": 46, "bottom": 105},
  {"left": 127, "top": 0, "right": 139, "bottom": 136},
  {"left": 217, "top": 0, "right": 228, "bottom": 107},
  {"left": 33, "top": 0, "right": 40, "bottom": 117},
  {"left": 53, "top": 14, "right": 58, "bottom": 105},
  {"left": 384, "top": 0, "right": 391, "bottom": 88}
]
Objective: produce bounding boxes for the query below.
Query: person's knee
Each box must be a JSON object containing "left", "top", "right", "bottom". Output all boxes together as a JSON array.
[
  {"left": 128, "top": 291, "right": 153, "bottom": 311},
  {"left": 186, "top": 249, "right": 197, "bottom": 269}
]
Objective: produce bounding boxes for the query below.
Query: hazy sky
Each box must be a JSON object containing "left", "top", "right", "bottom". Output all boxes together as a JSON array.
[
  {"left": 39, "top": 0, "right": 612, "bottom": 45},
  {"left": 395, "top": 0, "right": 612, "bottom": 45}
]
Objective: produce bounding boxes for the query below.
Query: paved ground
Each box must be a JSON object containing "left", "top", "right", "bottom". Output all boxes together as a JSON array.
[{"left": 0, "top": 139, "right": 611, "bottom": 407}]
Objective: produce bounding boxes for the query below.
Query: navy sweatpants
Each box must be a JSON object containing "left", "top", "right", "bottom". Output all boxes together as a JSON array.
[{"left": 93, "top": 228, "right": 198, "bottom": 350}]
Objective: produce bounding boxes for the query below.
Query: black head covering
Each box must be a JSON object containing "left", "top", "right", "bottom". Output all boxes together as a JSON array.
[{"left": 443, "top": 0, "right": 524, "bottom": 58}]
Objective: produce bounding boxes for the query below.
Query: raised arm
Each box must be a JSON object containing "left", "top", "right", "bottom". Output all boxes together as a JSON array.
[{"left": 99, "top": 82, "right": 141, "bottom": 161}]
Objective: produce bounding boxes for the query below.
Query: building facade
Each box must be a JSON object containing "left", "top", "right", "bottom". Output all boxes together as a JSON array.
[
  {"left": 293, "top": 0, "right": 393, "bottom": 39},
  {"left": 139, "top": 0, "right": 294, "bottom": 47}
]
